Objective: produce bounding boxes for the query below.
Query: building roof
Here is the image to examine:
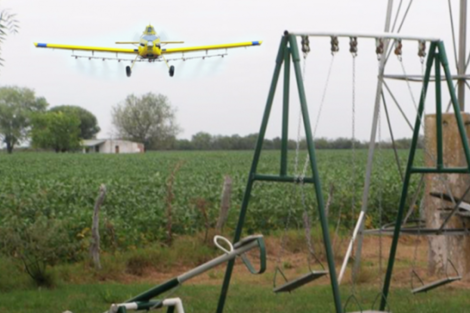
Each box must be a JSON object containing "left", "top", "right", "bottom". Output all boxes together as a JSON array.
[
  {"left": 82, "top": 139, "right": 141, "bottom": 147},
  {"left": 82, "top": 139, "right": 107, "bottom": 147}
]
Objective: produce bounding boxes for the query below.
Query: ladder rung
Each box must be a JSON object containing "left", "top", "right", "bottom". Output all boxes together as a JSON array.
[{"left": 273, "top": 270, "right": 328, "bottom": 293}]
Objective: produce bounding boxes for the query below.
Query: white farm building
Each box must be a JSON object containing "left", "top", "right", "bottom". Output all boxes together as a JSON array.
[{"left": 82, "top": 139, "right": 144, "bottom": 154}]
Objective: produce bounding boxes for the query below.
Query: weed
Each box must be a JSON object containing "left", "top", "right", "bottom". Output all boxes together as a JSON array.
[
  {"left": 354, "top": 265, "right": 378, "bottom": 285},
  {"left": 282, "top": 261, "right": 293, "bottom": 269},
  {"left": 125, "top": 246, "right": 163, "bottom": 276},
  {"left": 0, "top": 257, "right": 30, "bottom": 291},
  {"left": 93, "top": 253, "right": 126, "bottom": 281},
  {"left": 0, "top": 214, "right": 78, "bottom": 288}
]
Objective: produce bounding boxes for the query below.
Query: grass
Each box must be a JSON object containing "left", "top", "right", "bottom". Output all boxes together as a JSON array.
[
  {"left": 0, "top": 257, "right": 32, "bottom": 292},
  {"left": 1, "top": 231, "right": 469, "bottom": 312},
  {"left": 0, "top": 282, "right": 469, "bottom": 313}
]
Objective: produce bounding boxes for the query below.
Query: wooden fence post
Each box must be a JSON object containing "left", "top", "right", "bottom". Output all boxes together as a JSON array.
[
  {"left": 90, "top": 184, "right": 106, "bottom": 270},
  {"left": 166, "top": 161, "right": 184, "bottom": 245},
  {"left": 216, "top": 176, "right": 232, "bottom": 233}
]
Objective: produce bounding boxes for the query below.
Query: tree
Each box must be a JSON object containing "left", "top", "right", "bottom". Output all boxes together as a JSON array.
[
  {"left": 31, "top": 111, "right": 81, "bottom": 152},
  {"left": 176, "top": 139, "right": 193, "bottom": 150},
  {"left": 0, "top": 9, "right": 19, "bottom": 67},
  {"left": 192, "top": 132, "right": 212, "bottom": 150},
  {"left": 0, "top": 86, "right": 48, "bottom": 153},
  {"left": 50, "top": 105, "right": 100, "bottom": 139},
  {"left": 111, "top": 93, "right": 180, "bottom": 151}
]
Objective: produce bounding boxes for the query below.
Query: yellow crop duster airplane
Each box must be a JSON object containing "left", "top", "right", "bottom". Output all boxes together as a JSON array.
[{"left": 34, "top": 25, "right": 262, "bottom": 77}]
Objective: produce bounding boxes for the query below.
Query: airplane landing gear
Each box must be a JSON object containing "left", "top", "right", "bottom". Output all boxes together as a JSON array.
[
  {"left": 126, "top": 66, "right": 131, "bottom": 77},
  {"left": 169, "top": 65, "right": 175, "bottom": 77}
]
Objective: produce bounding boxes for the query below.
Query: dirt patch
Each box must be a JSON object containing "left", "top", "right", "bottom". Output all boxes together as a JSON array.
[{"left": 113, "top": 235, "right": 470, "bottom": 290}]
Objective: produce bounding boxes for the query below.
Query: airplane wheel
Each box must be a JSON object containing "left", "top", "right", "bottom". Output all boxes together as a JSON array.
[
  {"left": 126, "top": 66, "right": 131, "bottom": 77},
  {"left": 169, "top": 65, "right": 175, "bottom": 77}
]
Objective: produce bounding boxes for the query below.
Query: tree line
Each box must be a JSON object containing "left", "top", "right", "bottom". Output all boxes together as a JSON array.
[
  {"left": 0, "top": 86, "right": 419, "bottom": 153},
  {"left": 153, "top": 132, "right": 421, "bottom": 151}
]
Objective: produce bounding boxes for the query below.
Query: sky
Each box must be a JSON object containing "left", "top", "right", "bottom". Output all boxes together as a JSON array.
[{"left": 0, "top": 0, "right": 468, "bottom": 142}]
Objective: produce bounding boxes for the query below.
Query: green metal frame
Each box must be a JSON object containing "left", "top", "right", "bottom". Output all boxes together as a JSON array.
[
  {"left": 216, "top": 32, "right": 343, "bottom": 313},
  {"left": 379, "top": 41, "right": 470, "bottom": 310},
  {"left": 215, "top": 35, "right": 470, "bottom": 313}
]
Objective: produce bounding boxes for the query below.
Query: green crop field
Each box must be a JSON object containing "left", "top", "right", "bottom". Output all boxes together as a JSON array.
[
  {"left": 0, "top": 150, "right": 420, "bottom": 252},
  {"left": 3, "top": 150, "right": 470, "bottom": 313}
]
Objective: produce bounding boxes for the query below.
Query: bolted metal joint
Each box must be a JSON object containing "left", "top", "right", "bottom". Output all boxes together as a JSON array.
[
  {"left": 349, "top": 37, "right": 358, "bottom": 57},
  {"left": 330, "top": 36, "right": 339, "bottom": 55},
  {"left": 394, "top": 39, "right": 403, "bottom": 60},
  {"left": 418, "top": 40, "right": 426, "bottom": 63},
  {"left": 301, "top": 35, "right": 310, "bottom": 58},
  {"left": 375, "top": 37, "right": 384, "bottom": 60}
]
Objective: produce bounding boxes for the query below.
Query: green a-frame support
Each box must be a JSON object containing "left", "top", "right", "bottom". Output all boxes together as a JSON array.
[
  {"left": 215, "top": 32, "right": 343, "bottom": 313},
  {"left": 379, "top": 40, "right": 470, "bottom": 310},
  {"left": 215, "top": 32, "right": 470, "bottom": 313}
]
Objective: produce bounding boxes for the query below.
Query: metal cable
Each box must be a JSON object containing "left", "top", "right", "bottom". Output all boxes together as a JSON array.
[
  {"left": 446, "top": 81, "right": 459, "bottom": 112},
  {"left": 274, "top": 182, "right": 300, "bottom": 272},
  {"left": 383, "top": 0, "right": 412, "bottom": 67},
  {"left": 403, "top": 175, "right": 425, "bottom": 225},
  {"left": 382, "top": 80, "right": 414, "bottom": 130},
  {"left": 377, "top": 102, "right": 384, "bottom": 287},
  {"left": 275, "top": 53, "right": 307, "bottom": 275},
  {"left": 448, "top": 0, "right": 459, "bottom": 70},
  {"left": 351, "top": 55, "right": 357, "bottom": 231},
  {"left": 292, "top": 45, "right": 330, "bottom": 274},
  {"left": 300, "top": 55, "right": 336, "bottom": 179},
  {"left": 465, "top": 46, "right": 470, "bottom": 70},
  {"left": 350, "top": 52, "right": 358, "bottom": 293},
  {"left": 399, "top": 59, "right": 419, "bottom": 112},
  {"left": 397, "top": 0, "right": 414, "bottom": 33},
  {"left": 391, "top": 0, "right": 404, "bottom": 33},
  {"left": 296, "top": 54, "right": 323, "bottom": 267},
  {"left": 294, "top": 56, "right": 308, "bottom": 177},
  {"left": 300, "top": 183, "right": 325, "bottom": 269},
  {"left": 381, "top": 91, "right": 405, "bottom": 182},
  {"left": 313, "top": 55, "right": 336, "bottom": 138},
  {"left": 382, "top": 0, "right": 414, "bottom": 67}
]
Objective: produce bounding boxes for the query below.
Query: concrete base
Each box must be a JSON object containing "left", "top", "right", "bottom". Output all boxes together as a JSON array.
[{"left": 424, "top": 113, "right": 470, "bottom": 279}]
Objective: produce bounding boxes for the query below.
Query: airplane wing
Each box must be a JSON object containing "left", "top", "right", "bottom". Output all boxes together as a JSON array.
[
  {"left": 162, "top": 41, "right": 262, "bottom": 54},
  {"left": 34, "top": 43, "right": 137, "bottom": 54}
]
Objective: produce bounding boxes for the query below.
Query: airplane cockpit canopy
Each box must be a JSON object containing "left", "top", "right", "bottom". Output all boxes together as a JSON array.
[
  {"left": 144, "top": 25, "right": 156, "bottom": 35},
  {"left": 141, "top": 25, "right": 158, "bottom": 44},
  {"left": 142, "top": 34, "right": 158, "bottom": 42}
]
